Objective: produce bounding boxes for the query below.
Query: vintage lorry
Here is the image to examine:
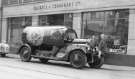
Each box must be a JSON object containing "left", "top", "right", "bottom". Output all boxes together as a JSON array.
[{"left": 19, "top": 26, "right": 104, "bottom": 68}]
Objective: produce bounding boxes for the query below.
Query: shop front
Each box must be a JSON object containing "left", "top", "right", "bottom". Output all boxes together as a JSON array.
[
  {"left": 81, "top": 9, "right": 130, "bottom": 66},
  {"left": 2, "top": 0, "right": 135, "bottom": 66},
  {"left": 82, "top": 9, "right": 129, "bottom": 54}
]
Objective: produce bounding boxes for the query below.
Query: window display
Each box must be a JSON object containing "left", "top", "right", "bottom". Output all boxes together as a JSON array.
[
  {"left": 38, "top": 13, "right": 73, "bottom": 28},
  {"left": 82, "top": 9, "right": 129, "bottom": 54}
]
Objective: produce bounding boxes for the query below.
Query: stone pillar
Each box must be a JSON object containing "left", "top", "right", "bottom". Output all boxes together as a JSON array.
[
  {"left": 73, "top": 13, "right": 82, "bottom": 38},
  {"left": 127, "top": 9, "right": 135, "bottom": 55},
  {"left": 0, "top": 0, "right": 2, "bottom": 42},
  {"left": 0, "top": 9, "right": 2, "bottom": 42},
  {"left": 1, "top": 18, "right": 7, "bottom": 42},
  {"left": 32, "top": 16, "right": 38, "bottom": 26}
]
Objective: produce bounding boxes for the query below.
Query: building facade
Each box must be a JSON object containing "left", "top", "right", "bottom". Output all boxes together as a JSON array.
[{"left": 2, "top": 0, "right": 135, "bottom": 66}]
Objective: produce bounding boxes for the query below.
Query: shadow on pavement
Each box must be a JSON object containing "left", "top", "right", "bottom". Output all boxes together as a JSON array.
[
  {"left": 100, "top": 65, "right": 135, "bottom": 72},
  {"left": 30, "top": 60, "right": 90, "bottom": 70},
  {"left": 0, "top": 55, "right": 17, "bottom": 59}
]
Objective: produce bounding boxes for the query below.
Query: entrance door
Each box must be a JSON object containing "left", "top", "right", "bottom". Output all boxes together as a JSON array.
[{"left": 7, "top": 17, "right": 32, "bottom": 53}]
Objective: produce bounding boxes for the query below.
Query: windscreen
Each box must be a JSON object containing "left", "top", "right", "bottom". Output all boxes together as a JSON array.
[{"left": 64, "top": 29, "right": 77, "bottom": 41}]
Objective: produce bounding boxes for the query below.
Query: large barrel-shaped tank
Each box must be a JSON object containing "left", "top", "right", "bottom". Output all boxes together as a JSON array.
[{"left": 22, "top": 26, "right": 77, "bottom": 46}]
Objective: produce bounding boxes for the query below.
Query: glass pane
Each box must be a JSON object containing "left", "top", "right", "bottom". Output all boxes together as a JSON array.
[
  {"left": 38, "top": 15, "right": 47, "bottom": 26},
  {"left": 82, "top": 9, "right": 129, "bottom": 54},
  {"left": 48, "top": 14, "right": 64, "bottom": 25},
  {"left": 8, "top": 0, "right": 19, "bottom": 5},
  {"left": 2, "top": 0, "right": 9, "bottom": 6},
  {"left": 83, "top": 12, "right": 105, "bottom": 38},
  {"left": 25, "top": 16, "right": 32, "bottom": 26},
  {"left": 23, "top": 0, "right": 33, "bottom": 3},
  {"left": 64, "top": 13, "right": 73, "bottom": 28}
]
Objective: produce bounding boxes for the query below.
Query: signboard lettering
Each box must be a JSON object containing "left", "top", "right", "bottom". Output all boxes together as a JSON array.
[{"left": 33, "top": 1, "right": 81, "bottom": 10}]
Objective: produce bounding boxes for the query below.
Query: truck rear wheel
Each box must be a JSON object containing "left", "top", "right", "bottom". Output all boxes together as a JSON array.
[
  {"left": 20, "top": 46, "right": 31, "bottom": 62},
  {"left": 88, "top": 56, "right": 104, "bottom": 68},
  {"left": 70, "top": 50, "right": 87, "bottom": 69}
]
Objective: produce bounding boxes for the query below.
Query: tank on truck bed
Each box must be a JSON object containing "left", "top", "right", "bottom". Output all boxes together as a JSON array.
[{"left": 22, "top": 26, "right": 77, "bottom": 47}]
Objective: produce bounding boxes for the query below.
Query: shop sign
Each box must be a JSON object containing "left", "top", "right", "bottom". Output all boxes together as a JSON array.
[{"left": 33, "top": 0, "right": 81, "bottom": 10}]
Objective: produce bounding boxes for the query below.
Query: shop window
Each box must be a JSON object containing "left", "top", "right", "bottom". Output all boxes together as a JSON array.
[
  {"left": 24, "top": 16, "right": 32, "bottom": 26},
  {"left": 64, "top": 13, "right": 73, "bottom": 28},
  {"left": 82, "top": 9, "right": 129, "bottom": 54},
  {"left": 82, "top": 11, "right": 105, "bottom": 38},
  {"left": 38, "top": 15, "right": 48, "bottom": 26},
  {"left": 91, "top": 12, "right": 104, "bottom": 20},
  {"left": 10, "top": 0, "right": 19, "bottom": 4},
  {"left": 5, "top": 0, "right": 20, "bottom": 5},
  {"left": 33, "top": 0, "right": 43, "bottom": 1},
  {"left": 2, "top": 0, "right": 9, "bottom": 6},
  {"left": 23, "top": 0, "right": 33, "bottom": 3},
  {"left": 38, "top": 14, "right": 72, "bottom": 27},
  {"left": 48, "top": 14, "right": 64, "bottom": 25}
]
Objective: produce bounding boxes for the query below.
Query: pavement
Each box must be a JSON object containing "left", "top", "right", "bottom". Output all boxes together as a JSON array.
[
  {"left": 0, "top": 54, "right": 135, "bottom": 79},
  {"left": 7, "top": 53, "right": 135, "bottom": 70}
]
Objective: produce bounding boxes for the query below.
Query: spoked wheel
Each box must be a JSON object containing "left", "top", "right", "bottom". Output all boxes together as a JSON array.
[
  {"left": 39, "top": 58, "right": 48, "bottom": 63},
  {"left": 88, "top": 56, "right": 104, "bottom": 69},
  {"left": 20, "top": 46, "right": 31, "bottom": 62},
  {"left": 70, "top": 50, "right": 87, "bottom": 69}
]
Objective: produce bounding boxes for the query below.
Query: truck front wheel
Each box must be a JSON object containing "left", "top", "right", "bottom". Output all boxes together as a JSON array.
[
  {"left": 70, "top": 50, "right": 87, "bottom": 69},
  {"left": 20, "top": 46, "right": 31, "bottom": 62},
  {"left": 88, "top": 56, "right": 104, "bottom": 68}
]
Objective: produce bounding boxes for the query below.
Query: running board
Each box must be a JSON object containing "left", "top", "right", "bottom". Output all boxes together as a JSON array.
[{"left": 31, "top": 55, "right": 65, "bottom": 61}]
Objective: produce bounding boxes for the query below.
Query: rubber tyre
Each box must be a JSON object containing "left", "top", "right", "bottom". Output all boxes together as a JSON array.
[
  {"left": 1, "top": 53, "right": 6, "bottom": 57},
  {"left": 20, "top": 46, "right": 31, "bottom": 62},
  {"left": 89, "top": 56, "right": 104, "bottom": 69},
  {"left": 70, "top": 50, "right": 87, "bottom": 69},
  {"left": 39, "top": 58, "right": 48, "bottom": 63}
]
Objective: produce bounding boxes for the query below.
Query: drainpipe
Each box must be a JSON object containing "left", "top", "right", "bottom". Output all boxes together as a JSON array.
[{"left": 0, "top": 0, "right": 2, "bottom": 42}]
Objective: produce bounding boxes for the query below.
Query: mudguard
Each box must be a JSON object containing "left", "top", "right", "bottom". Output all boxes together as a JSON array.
[
  {"left": 18, "top": 44, "right": 31, "bottom": 54},
  {"left": 65, "top": 44, "right": 89, "bottom": 54}
]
